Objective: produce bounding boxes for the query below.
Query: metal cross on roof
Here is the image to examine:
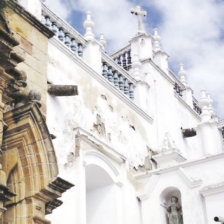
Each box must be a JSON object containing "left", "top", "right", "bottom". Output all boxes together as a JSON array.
[{"left": 130, "top": 6, "right": 147, "bottom": 34}]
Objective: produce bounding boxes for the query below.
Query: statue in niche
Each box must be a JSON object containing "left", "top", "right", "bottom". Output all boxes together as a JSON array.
[{"left": 167, "top": 196, "right": 183, "bottom": 224}]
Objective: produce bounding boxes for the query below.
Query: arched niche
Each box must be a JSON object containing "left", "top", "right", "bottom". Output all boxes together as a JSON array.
[
  {"left": 2, "top": 103, "right": 59, "bottom": 223},
  {"left": 160, "top": 187, "right": 183, "bottom": 224},
  {"left": 84, "top": 151, "right": 120, "bottom": 185},
  {"left": 84, "top": 151, "right": 122, "bottom": 224}
]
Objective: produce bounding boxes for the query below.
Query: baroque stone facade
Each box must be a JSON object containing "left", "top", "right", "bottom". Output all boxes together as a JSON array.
[{"left": 0, "top": 1, "right": 73, "bottom": 223}]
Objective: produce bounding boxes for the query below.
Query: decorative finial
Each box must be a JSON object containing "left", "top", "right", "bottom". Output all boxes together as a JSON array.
[
  {"left": 199, "top": 89, "right": 209, "bottom": 109},
  {"left": 83, "top": 11, "right": 95, "bottom": 41},
  {"left": 130, "top": 6, "right": 147, "bottom": 34},
  {"left": 207, "top": 94, "right": 214, "bottom": 116},
  {"left": 178, "top": 64, "right": 187, "bottom": 85},
  {"left": 99, "top": 33, "right": 106, "bottom": 50},
  {"left": 153, "top": 28, "right": 161, "bottom": 52},
  {"left": 199, "top": 90, "right": 212, "bottom": 121}
]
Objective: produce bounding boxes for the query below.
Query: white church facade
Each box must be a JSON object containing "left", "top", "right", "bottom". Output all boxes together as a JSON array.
[{"left": 16, "top": 1, "right": 224, "bottom": 224}]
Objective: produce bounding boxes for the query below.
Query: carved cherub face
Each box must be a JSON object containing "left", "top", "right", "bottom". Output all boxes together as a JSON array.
[{"left": 171, "top": 196, "right": 178, "bottom": 203}]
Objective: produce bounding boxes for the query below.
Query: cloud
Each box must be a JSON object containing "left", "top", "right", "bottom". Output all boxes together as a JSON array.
[
  {"left": 44, "top": 0, "right": 72, "bottom": 20},
  {"left": 147, "top": 0, "right": 224, "bottom": 117},
  {"left": 66, "top": 0, "right": 139, "bottom": 52}
]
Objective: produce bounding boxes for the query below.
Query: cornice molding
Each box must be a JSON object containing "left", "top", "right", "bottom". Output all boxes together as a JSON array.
[
  {"left": 177, "top": 167, "right": 202, "bottom": 188},
  {"left": 73, "top": 127, "right": 126, "bottom": 164},
  {"left": 200, "top": 182, "right": 224, "bottom": 196},
  {"left": 135, "top": 152, "right": 224, "bottom": 179},
  {"left": 174, "top": 93, "right": 201, "bottom": 120},
  {"left": 110, "top": 44, "right": 131, "bottom": 59}
]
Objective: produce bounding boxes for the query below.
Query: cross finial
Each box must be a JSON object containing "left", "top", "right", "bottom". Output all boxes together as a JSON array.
[
  {"left": 153, "top": 28, "right": 161, "bottom": 52},
  {"left": 178, "top": 64, "right": 187, "bottom": 85},
  {"left": 130, "top": 6, "right": 147, "bottom": 34}
]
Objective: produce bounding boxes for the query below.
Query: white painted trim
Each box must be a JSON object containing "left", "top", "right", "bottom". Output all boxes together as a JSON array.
[
  {"left": 200, "top": 182, "right": 224, "bottom": 196},
  {"left": 110, "top": 44, "right": 131, "bottom": 59},
  {"left": 130, "top": 33, "right": 154, "bottom": 42},
  {"left": 74, "top": 127, "right": 126, "bottom": 164},
  {"left": 137, "top": 174, "right": 160, "bottom": 201},
  {"left": 49, "top": 38, "right": 153, "bottom": 124},
  {"left": 174, "top": 93, "right": 201, "bottom": 120},
  {"left": 177, "top": 167, "right": 202, "bottom": 188},
  {"left": 83, "top": 150, "right": 123, "bottom": 187},
  {"left": 135, "top": 153, "right": 224, "bottom": 179}
]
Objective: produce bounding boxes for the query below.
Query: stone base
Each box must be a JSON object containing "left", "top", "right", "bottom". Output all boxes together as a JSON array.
[{"left": 152, "top": 149, "right": 186, "bottom": 168}]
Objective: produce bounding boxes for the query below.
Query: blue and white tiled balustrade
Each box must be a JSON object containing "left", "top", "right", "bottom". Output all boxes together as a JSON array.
[{"left": 41, "top": 15, "right": 83, "bottom": 57}]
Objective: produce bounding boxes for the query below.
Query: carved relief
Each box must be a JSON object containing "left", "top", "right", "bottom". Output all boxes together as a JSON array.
[
  {"left": 93, "top": 114, "right": 106, "bottom": 137},
  {"left": 161, "top": 132, "right": 178, "bottom": 152},
  {"left": 0, "top": 4, "right": 12, "bottom": 34},
  {"left": 2, "top": 103, "right": 73, "bottom": 223}
]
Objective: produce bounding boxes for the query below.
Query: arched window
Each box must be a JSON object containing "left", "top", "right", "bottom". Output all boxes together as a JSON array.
[{"left": 84, "top": 152, "right": 122, "bottom": 224}]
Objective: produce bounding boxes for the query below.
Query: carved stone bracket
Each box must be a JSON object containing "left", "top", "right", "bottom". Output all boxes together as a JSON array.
[
  {"left": 48, "top": 84, "right": 78, "bottom": 96},
  {"left": 181, "top": 127, "right": 197, "bottom": 138}
]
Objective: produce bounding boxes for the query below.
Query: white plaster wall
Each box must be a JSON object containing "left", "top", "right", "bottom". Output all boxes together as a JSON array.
[
  {"left": 185, "top": 156, "right": 224, "bottom": 187},
  {"left": 141, "top": 61, "right": 204, "bottom": 160},
  {"left": 86, "top": 185, "right": 117, "bottom": 224},
  {"left": 204, "top": 192, "right": 224, "bottom": 224},
  {"left": 46, "top": 41, "right": 154, "bottom": 173}
]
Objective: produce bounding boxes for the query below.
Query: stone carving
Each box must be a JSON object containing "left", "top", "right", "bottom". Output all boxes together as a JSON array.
[
  {"left": 9, "top": 71, "right": 42, "bottom": 107},
  {"left": 167, "top": 196, "right": 183, "bottom": 224},
  {"left": 64, "top": 152, "right": 75, "bottom": 168},
  {"left": 161, "top": 132, "right": 177, "bottom": 152},
  {"left": 48, "top": 84, "right": 78, "bottom": 96},
  {"left": 0, "top": 5, "right": 12, "bottom": 34},
  {"left": 93, "top": 114, "right": 106, "bottom": 137},
  {"left": 0, "top": 163, "right": 16, "bottom": 217},
  {"left": 181, "top": 127, "right": 196, "bottom": 138}
]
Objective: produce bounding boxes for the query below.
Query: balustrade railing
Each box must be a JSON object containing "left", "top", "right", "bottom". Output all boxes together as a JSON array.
[
  {"left": 174, "top": 82, "right": 202, "bottom": 115},
  {"left": 102, "top": 53, "right": 135, "bottom": 100},
  {"left": 193, "top": 100, "right": 202, "bottom": 115},
  {"left": 218, "top": 121, "right": 224, "bottom": 141},
  {"left": 174, "top": 82, "right": 183, "bottom": 97},
  {"left": 41, "top": 4, "right": 86, "bottom": 58},
  {"left": 111, "top": 45, "right": 132, "bottom": 71},
  {"left": 221, "top": 127, "right": 224, "bottom": 140}
]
